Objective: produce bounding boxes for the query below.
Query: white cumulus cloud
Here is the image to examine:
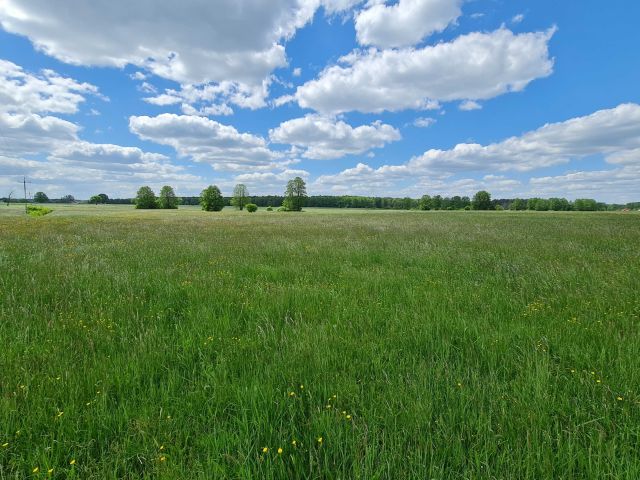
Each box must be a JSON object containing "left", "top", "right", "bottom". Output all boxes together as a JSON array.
[
  {"left": 129, "top": 113, "right": 285, "bottom": 170},
  {"left": 355, "top": 0, "right": 462, "bottom": 48},
  {"left": 269, "top": 115, "right": 400, "bottom": 159},
  {"left": 295, "top": 28, "right": 556, "bottom": 114}
]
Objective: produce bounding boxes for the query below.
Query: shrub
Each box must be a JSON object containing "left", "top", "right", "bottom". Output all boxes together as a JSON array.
[
  {"left": 266, "top": 206, "right": 273, "bottom": 211},
  {"left": 246, "top": 203, "right": 258, "bottom": 213},
  {"left": 27, "top": 205, "right": 52, "bottom": 217}
]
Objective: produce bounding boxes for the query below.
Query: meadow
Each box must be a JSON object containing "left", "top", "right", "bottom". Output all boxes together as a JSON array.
[{"left": 0, "top": 205, "right": 639, "bottom": 479}]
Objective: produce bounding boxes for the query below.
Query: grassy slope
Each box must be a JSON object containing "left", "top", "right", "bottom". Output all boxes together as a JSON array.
[{"left": 0, "top": 205, "right": 639, "bottom": 479}]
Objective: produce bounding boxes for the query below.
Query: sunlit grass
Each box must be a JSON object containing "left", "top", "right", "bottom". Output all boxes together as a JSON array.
[{"left": 1, "top": 205, "right": 639, "bottom": 478}]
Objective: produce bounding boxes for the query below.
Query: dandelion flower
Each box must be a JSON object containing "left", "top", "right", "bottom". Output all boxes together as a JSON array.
[
  {"left": 277, "top": 448, "right": 283, "bottom": 455},
  {"left": 317, "top": 437, "right": 323, "bottom": 444},
  {"left": 159, "top": 445, "right": 165, "bottom": 450},
  {"left": 596, "top": 379, "right": 602, "bottom": 383},
  {"left": 48, "top": 468, "right": 54, "bottom": 474},
  {"left": 617, "top": 396, "right": 623, "bottom": 401},
  {"left": 300, "top": 385, "right": 304, "bottom": 390},
  {"left": 70, "top": 459, "right": 76, "bottom": 465},
  {"left": 262, "top": 447, "right": 268, "bottom": 453},
  {"left": 291, "top": 440, "right": 297, "bottom": 447},
  {"left": 289, "top": 391, "right": 295, "bottom": 397},
  {"left": 32, "top": 467, "right": 39, "bottom": 473},
  {"left": 159, "top": 456, "right": 166, "bottom": 462},
  {"left": 346, "top": 415, "right": 352, "bottom": 420}
]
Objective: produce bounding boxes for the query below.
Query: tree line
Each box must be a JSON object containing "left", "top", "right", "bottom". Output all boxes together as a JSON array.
[{"left": 4, "top": 183, "right": 638, "bottom": 212}]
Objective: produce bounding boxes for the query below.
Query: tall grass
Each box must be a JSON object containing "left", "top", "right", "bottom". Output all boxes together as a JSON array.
[{"left": 0, "top": 206, "right": 639, "bottom": 479}]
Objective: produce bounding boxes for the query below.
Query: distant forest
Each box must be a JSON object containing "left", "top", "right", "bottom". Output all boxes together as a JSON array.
[{"left": 3, "top": 194, "right": 639, "bottom": 212}]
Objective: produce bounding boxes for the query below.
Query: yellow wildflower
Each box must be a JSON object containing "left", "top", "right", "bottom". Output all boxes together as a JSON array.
[
  {"left": 346, "top": 415, "right": 352, "bottom": 420},
  {"left": 48, "top": 468, "right": 54, "bottom": 474},
  {"left": 277, "top": 448, "right": 283, "bottom": 455},
  {"left": 70, "top": 459, "right": 76, "bottom": 465},
  {"left": 159, "top": 456, "right": 166, "bottom": 462},
  {"left": 262, "top": 447, "right": 268, "bottom": 453},
  {"left": 317, "top": 437, "right": 323, "bottom": 444},
  {"left": 617, "top": 396, "right": 623, "bottom": 401},
  {"left": 291, "top": 440, "right": 297, "bottom": 447},
  {"left": 33, "top": 467, "right": 39, "bottom": 473}
]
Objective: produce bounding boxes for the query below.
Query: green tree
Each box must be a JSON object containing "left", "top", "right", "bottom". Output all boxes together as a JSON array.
[
  {"left": 282, "top": 177, "right": 307, "bottom": 211},
  {"left": 98, "top": 193, "right": 109, "bottom": 204},
  {"left": 471, "top": 191, "right": 492, "bottom": 210},
  {"left": 231, "top": 184, "right": 250, "bottom": 210},
  {"left": 574, "top": 198, "right": 597, "bottom": 211},
  {"left": 549, "top": 197, "right": 570, "bottom": 211},
  {"left": 419, "top": 195, "right": 432, "bottom": 210},
  {"left": 135, "top": 186, "right": 157, "bottom": 209},
  {"left": 510, "top": 198, "right": 527, "bottom": 210},
  {"left": 200, "top": 185, "right": 225, "bottom": 211},
  {"left": 33, "top": 192, "right": 49, "bottom": 203},
  {"left": 246, "top": 203, "right": 258, "bottom": 213},
  {"left": 60, "top": 194, "right": 75, "bottom": 203},
  {"left": 158, "top": 185, "right": 179, "bottom": 209}
]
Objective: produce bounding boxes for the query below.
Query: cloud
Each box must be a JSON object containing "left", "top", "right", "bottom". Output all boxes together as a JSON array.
[
  {"left": 413, "top": 117, "right": 437, "bottom": 128},
  {"left": 0, "top": 0, "right": 360, "bottom": 110},
  {"left": 459, "top": 100, "right": 482, "bottom": 111},
  {"left": 0, "top": 59, "right": 101, "bottom": 115},
  {"left": 529, "top": 166, "right": 640, "bottom": 202},
  {"left": 355, "top": 0, "right": 462, "bottom": 48},
  {"left": 512, "top": 14, "right": 525, "bottom": 24},
  {"left": 269, "top": 115, "right": 400, "bottom": 159},
  {"left": 295, "top": 28, "right": 556, "bottom": 114},
  {"left": 312, "top": 104, "right": 640, "bottom": 201},
  {"left": 0, "top": 112, "right": 79, "bottom": 157},
  {"left": 292, "top": 67, "right": 302, "bottom": 77},
  {"left": 129, "top": 113, "right": 284, "bottom": 170},
  {"left": 0, "top": 60, "right": 199, "bottom": 198},
  {"left": 234, "top": 168, "right": 310, "bottom": 195}
]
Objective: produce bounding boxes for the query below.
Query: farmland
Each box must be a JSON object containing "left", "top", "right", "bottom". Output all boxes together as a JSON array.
[{"left": 1, "top": 205, "right": 639, "bottom": 479}]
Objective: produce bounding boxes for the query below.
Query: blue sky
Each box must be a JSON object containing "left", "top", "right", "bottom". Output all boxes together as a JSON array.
[{"left": 1, "top": 0, "right": 639, "bottom": 201}]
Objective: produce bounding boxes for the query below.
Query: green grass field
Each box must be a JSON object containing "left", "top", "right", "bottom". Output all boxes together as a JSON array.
[{"left": 1, "top": 205, "right": 639, "bottom": 479}]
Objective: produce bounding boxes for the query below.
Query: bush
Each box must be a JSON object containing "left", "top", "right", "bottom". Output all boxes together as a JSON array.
[
  {"left": 27, "top": 205, "right": 52, "bottom": 217},
  {"left": 266, "top": 206, "right": 273, "bottom": 211},
  {"left": 246, "top": 203, "right": 258, "bottom": 213}
]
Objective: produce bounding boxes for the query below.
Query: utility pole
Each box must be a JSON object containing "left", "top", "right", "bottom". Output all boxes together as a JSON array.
[{"left": 23, "top": 176, "right": 32, "bottom": 214}]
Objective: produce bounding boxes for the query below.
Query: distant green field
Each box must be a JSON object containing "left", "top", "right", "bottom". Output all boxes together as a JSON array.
[{"left": 1, "top": 205, "right": 639, "bottom": 479}]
